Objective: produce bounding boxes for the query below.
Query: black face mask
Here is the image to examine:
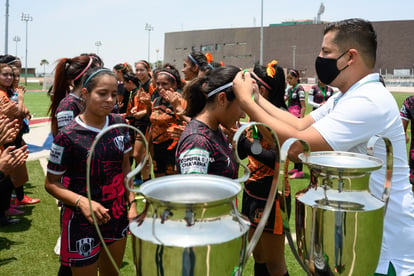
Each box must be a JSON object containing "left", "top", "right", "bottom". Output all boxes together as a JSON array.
[{"left": 315, "top": 50, "right": 349, "bottom": 84}]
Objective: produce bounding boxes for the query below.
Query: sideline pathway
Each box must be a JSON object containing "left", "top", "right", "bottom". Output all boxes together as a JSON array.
[{"left": 25, "top": 117, "right": 52, "bottom": 173}]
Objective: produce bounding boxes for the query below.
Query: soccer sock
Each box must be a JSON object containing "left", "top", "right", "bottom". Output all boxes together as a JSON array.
[
  {"left": 57, "top": 264, "right": 72, "bottom": 276},
  {"left": 254, "top": 262, "right": 271, "bottom": 276},
  {"left": 15, "top": 185, "right": 24, "bottom": 201}
]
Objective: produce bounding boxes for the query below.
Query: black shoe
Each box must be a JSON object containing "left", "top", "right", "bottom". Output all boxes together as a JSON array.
[{"left": 0, "top": 216, "right": 20, "bottom": 226}]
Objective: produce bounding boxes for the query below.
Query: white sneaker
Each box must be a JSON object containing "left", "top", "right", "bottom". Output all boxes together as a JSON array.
[{"left": 54, "top": 235, "right": 61, "bottom": 255}]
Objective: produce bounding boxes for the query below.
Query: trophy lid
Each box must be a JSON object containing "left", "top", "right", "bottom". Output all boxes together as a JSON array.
[
  {"left": 138, "top": 174, "right": 241, "bottom": 206},
  {"left": 298, "top": 151, "right": 383, "bottom": 176}
]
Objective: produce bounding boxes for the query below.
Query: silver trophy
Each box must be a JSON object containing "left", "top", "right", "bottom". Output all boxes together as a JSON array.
[
  {"left": 115, "top": 122, "right": 281, "bottom": 275},
  {"left": 279, "top": 136, "right": 392, "bottom": 275}
]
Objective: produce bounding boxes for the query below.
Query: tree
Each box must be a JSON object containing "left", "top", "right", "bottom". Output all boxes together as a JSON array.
[{"left": 40, "top": 59, "right": 49, "bottom": 76}]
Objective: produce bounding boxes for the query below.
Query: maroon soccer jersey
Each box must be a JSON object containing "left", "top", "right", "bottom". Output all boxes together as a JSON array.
[
  {"left": 55, "top": 93, "right": 84, "bottom": 129},
  {"left": 175, "top": 119, "right": 238, "bottom": 179},
  {"left": 401, "top": 95, "right": 414, "bottom": 179},
  {"left": 47, "top": 114, "right": 132, "bottom": 203},
  {"left": 286, "top": 84, "right": 305, "bottom": 108},
  {"left": 309, "top": 84, "right": 334, "bottom": 105}
]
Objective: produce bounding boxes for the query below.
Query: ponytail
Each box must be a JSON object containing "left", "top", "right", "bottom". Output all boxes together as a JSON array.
[{"left": 183, "top": 77, "right": 208, "bottom": 118}]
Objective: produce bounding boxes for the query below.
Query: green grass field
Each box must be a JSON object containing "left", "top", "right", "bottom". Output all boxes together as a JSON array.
[
  {"left": 1, "top": 87, "right": 411, "bottom": 275},
  {"left": 0, "top": 160, "right": 310, "bottom": 275}
]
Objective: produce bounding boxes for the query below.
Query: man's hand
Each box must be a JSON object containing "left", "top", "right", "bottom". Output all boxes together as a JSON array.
[{"left": 232, "top": 71, "right": 256, "bottom": 107}]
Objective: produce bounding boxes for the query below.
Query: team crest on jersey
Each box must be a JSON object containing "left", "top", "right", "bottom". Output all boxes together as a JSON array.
[
  {"left": 76, "top": 238, "right": 94, "bottom": 257},
  {"left": 113, "top": 136, "right": 125, "bottom": 152}
]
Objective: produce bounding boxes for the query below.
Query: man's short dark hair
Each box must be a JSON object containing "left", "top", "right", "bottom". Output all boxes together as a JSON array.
[{"left": 324, "top": 18, "right": 377, "bottom": 68}]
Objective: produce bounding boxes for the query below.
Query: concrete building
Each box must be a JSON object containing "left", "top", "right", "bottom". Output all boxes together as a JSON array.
[{"left": 164, "top": 20, "right": 414, "bottom": 82}]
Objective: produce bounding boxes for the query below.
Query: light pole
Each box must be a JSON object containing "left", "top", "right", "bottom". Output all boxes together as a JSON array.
[
  {"left": 259, "top": 0, "right": 264, "bottom": 64},
  {"left": 21, "top": 13, "right": 33, "bottom": 86},
  {"left": 144, "top": 23, "right": 154, "bottom": 62},
  {"left": 5, "top": 0, "right": 9, "bottom": 54},
  {"left": 292, "top": 45, "right": 296, "bottom": 69},
  {"left": 95, "top": 41, "right": 102, "bottom": 55},
  {"left": 13, "top": 36, "right": 21, "bottom": 56}
]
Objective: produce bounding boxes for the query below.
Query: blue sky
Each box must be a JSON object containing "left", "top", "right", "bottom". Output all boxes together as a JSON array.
[{"left": 1, "top": 0, "right": 412, "bottom": 74}]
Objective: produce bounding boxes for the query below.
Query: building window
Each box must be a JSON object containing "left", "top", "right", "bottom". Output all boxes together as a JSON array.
[
  {"left": 201, "top": 44, "right": 214, "bottom": 52},
  {"left": 236, "top": 54, "right": 252, "bottom": 58},
  {"left": 215, "top": 44, "right": 221, "bottom": 51}
]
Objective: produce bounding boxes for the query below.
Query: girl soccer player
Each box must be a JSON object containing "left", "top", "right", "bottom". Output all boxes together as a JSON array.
[{"left": 45, "top": 68, "right": 137, "bottom": 275}]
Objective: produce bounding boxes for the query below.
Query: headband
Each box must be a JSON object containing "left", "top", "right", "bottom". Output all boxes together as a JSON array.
[
  {"left": 83, "top": 68, "right": 111, "bottom": 88},
  {"left": 6, "top": 58, "right": 19, "bottom": 65},
  {"left": 73, "top": 58, "right": 93, "bottom": 81},
  {"left": 158, "top": 71, "right": 177, "bottom": 83},
  {"left": 251, "top": 72, "right": 272, "bottom": 91},
  {"left": 207, "top": 82, "right": 233, "bottom": 98},
  {"left": 188, "top": 54, "right": 198, "bottom": 66},
  {"left": 289, "top": 69, "right": 298, "bottom": 77},
  {"left": 137, "top": 60, "right": 150, "bottom": 71}
]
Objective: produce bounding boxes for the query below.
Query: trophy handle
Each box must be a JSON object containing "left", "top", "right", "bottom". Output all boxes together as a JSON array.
[
  {"left": 86, "top": 122, "right": 149, "bottom": 274},
  {"left": 366, "top": 135, "right": 393, "bottom": 212},
  {"left": 279, "top": 138, "right": 312, "bottom": 276},
  {"left": 232, "top": 122, "right": 281, "bottom": 269}
]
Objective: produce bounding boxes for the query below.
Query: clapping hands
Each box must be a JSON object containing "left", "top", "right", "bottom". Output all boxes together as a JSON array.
[{"left": 0, "top": 115, "right": 19, "bottom": 146}]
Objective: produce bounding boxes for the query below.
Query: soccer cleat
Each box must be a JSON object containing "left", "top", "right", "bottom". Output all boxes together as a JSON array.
[
  {"left": 15, "top": 195, "right": 40, "bottom": 205},
  {"left": 289, "top": 171, "right": 305, "bottom": 179},
  {"left": 287, "top": 168, "right": 298, "bottom": 175},
  {"left": 9, "top": 202, "right": 24, "bottom": 209},
  {"left": 0, "top": 216, "right": 20, "bottom": 226},
  {"left": 5, "top": 207, "right": 24, "bottom": 216}
]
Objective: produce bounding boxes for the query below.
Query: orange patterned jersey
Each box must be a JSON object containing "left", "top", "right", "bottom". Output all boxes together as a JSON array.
[
  {"left": 150, "top": 96, "right": 185, "bottom": 144},
  {"left": 245, "top": 127, "right": 290, "bottom": 197}
]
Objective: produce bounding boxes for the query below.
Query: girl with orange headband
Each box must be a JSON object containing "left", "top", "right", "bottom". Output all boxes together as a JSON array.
[{"left": 238, "top": 61, "right": 290, "bottom": 276}]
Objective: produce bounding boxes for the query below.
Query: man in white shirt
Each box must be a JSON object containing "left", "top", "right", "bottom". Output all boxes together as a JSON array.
[{"left": 233, "top": 18, "right": 414, "bottom": 276}]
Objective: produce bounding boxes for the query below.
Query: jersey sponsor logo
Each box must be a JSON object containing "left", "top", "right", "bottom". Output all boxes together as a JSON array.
[
  {"left": 179, "top": 148, "right": 212, "bottom": 174},
  {"left": 113, "top": 136, "right": 125, "bottom": 152},
  {"left": 49, "top": 143, "right": 64, "bottom": 164},
  {"left": 56, "top": 110, "right": 74, "bottom": 128},
  {"left": 76, "top": 237, "right": 94, "bottom": 257}
]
